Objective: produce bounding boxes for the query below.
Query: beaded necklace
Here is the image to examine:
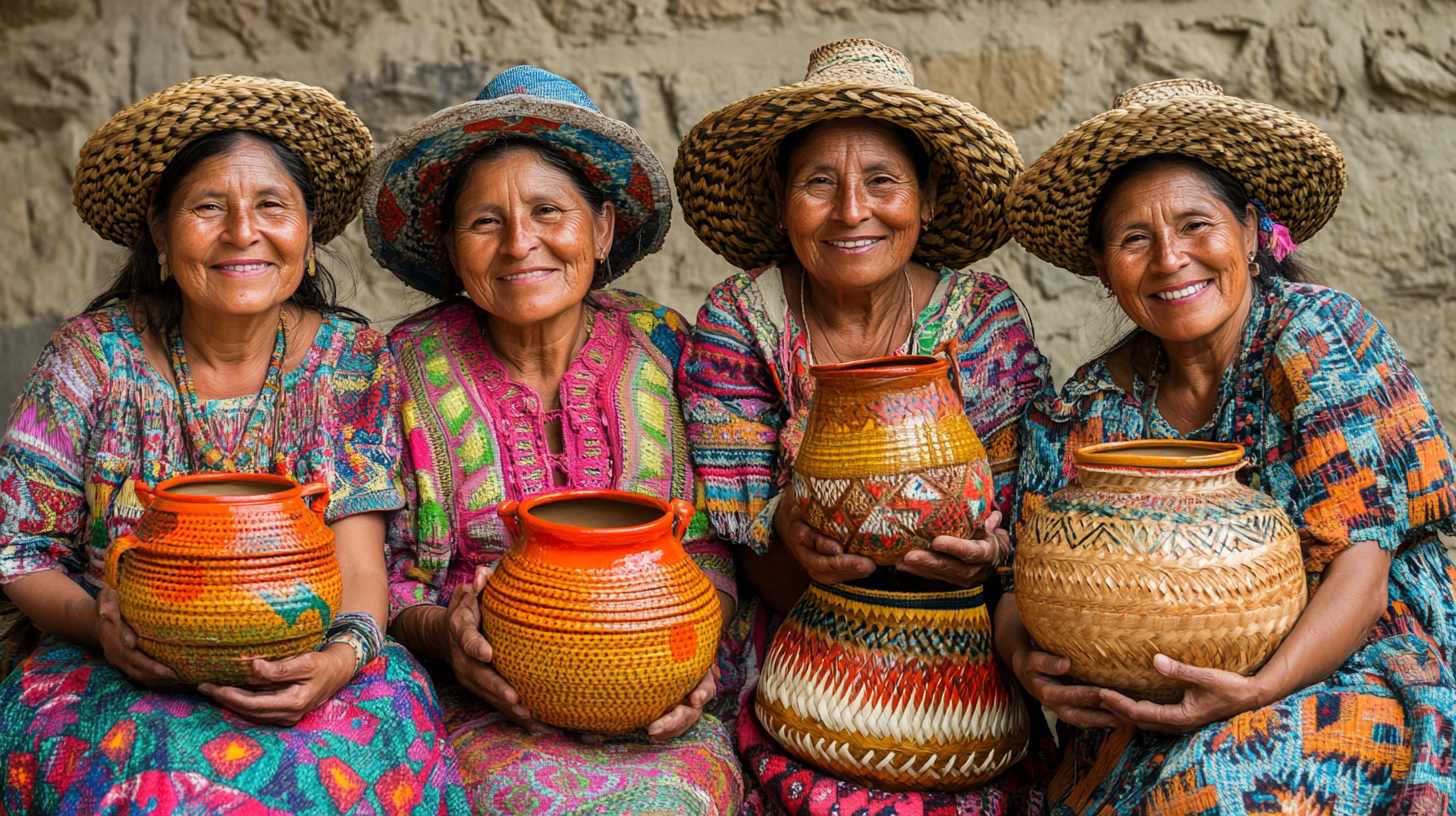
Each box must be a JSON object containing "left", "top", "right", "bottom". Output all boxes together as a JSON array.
[{"left": 168, "top": 311, "right": 288, "bottom": 473}]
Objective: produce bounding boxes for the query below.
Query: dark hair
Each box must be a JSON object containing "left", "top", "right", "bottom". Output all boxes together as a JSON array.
[
  {"left": 433, "top": 138, "right": 611, "bottom": 299},
  {"left": 1087, "top": 154, "right": 1316, "bottom": 284},
  {"left": 775, "top": 118, "right": 933, "bottom": 190},
  {"left": 86, "top": 130, "right": 365, "bottom": 332}
]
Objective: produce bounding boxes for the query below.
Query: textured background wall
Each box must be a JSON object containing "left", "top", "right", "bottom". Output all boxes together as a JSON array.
[{"left": 3, "top": 0, "right": 1455, "bottom": 417}]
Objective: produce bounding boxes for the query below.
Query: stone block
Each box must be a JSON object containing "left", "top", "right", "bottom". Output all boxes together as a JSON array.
[
  {"left": 0, "top": 0, "right": 86, "bottom": 27},
  {"left": 669, "top": 0, "right": 775, "bottom": 22},
  {"left": 1368, "top": 39, "right": 1456, "bottom": 114},
  {"left": 919, "top": 50, "right": 1061, "bottom": 129},
  {"left": 1272, "top": 27, "right": 1340, "bottom": 111},
  {"left": 537, "top": 0, "right": 637, "bottom": 37}
]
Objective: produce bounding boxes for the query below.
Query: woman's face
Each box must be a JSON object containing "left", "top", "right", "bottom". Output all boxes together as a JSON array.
[
  {"left": 1091, "top": 165, "right": 1259, "bottom": 347},
  {"left": 448, "top": 148, "right": 614, "bottom": 327},
  {"left": 778, "top": 119, "right": 933, "bottom": 289},
  {"left": 151, "top": 136, "right": 311, "bottom": 319}
]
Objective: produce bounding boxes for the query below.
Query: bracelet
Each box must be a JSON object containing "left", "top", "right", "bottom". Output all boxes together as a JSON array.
[{"left": 322, "top": 611, "right": 384, "bottom": 675}]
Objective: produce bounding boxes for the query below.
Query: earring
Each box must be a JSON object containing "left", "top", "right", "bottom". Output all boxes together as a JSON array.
[
  {"left": 1102, "top": 285, "right": 1115, "bottom": 299},
  {"left": 923, "top": 210, "right": 934, "bottom": 230},
  {"left": 776, "top": 218, "right": 785, "bottom": 230},
  {"left": 307, "top": 253, "right": 316, "bottom": 277},
  {"left": 158, "top": 253, "right": 169, "bottom": 282},
  {"left": 1247, "top": 250, "right": 1260, "bottom": 278}
]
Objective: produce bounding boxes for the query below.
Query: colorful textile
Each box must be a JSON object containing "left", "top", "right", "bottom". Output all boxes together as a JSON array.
[
  {"left": 679, "top": 264, "right": 1050, "bottom": 558},
  {"left": 0, "top": 639, "right": 465, "bottom": 815},
  {"left": 388, "top": 291, "right": 745, "bottom": 813},
  {"left": 0, "top": 306, "right": 465, "bottom": 813},
  {"left": 1011, "top": 277, "right": 1456, "bottom": 814}
]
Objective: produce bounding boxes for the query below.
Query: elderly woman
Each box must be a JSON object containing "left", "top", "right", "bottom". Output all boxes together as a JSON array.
[
  {"left": 675, "top": 40, "right": 1055, "bottom": 814},
  {"left": 1001, "top": 79, "right": 1456, "bottom": 812},
  {"left": 0, "top": 77, "right": 464, "bottom": 813},
  {"left": 367, "top": 67, "right": 745, "bottom": 814}
]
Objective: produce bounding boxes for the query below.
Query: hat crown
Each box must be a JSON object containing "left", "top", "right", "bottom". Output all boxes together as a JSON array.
[
  {"left": 1115, "top": 78, "right": 1224, "bottom": 108},
  {"left": 478, "top": 65, "right": 601, "bottom": 113},
  {"left": 803, "top": 39, "right": 915, "bottom": 86}
]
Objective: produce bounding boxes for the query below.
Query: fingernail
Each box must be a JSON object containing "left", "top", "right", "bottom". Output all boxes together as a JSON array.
[{"left": 513, "top": 706, "right": 529, "bottom": 718}]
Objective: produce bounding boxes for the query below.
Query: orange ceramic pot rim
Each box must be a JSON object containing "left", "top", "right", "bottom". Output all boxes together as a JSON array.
[
  {"left": 1073, "top": 440, "right": 1245, "bottom": 469},
  {"left": 148, "top": 473, "right": 322, "bottom": 505},
  {"left": 507, "top": 489, "right": 678, "bottom": 542},
  {"left": 808, "top": 354, "right": 946, "bottom": 381}
]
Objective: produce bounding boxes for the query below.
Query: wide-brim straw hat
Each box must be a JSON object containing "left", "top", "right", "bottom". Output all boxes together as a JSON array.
[
  {"left": 364, "top": 66, "right": 671, "bottom": 295},
  {"left": 73, "top": 75, "right": 372, "bottom": 247},
  {"left": 1006, "top": 78, "right": 1346, "bottom": 277},
  {"left": 675, "top": 39, "right": 1024, "bottom": 271}
]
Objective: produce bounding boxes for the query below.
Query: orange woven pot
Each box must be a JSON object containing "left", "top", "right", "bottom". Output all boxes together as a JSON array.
[
  {"left": 795, "top": 354, "right": 994, "bottom": 565},
  {"left": 103, "top": 473, "right": 341, "bottom": 686},
  {"left": 1015, "top": 441, "right": 1307, "bottom": 702},
  {"left": 480, "top": 490, "right": 720, "bottom": 734}
]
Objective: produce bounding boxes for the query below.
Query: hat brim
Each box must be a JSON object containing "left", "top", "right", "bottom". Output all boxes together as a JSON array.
[
  {"left": 674, "top": 82, "right": 1024, "bottom": 271},
  {"left": 1006, "top": 95, "right": 1346, "bottom": 277},
  {"left": 363, "top": 96, "right": 671, "bottom": 295},
  {"left": 73, "top": 75, "right": 372, "bottom": 247}
]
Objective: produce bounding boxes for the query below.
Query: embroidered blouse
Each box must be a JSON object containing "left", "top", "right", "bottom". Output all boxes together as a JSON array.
[
  {"left": 386, "top": 291, "right": 736, "bottom": 620},
  {"left": 0, "top": 306, "right": 404, "bottom": 600},
  {"left": 679, "top": 264, "right": 1051, "bottom": 556}
]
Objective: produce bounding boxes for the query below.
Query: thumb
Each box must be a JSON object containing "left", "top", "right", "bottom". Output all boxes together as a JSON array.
[
  {"left": 1153, "top": 654, "right": 1219, "bottom": 686},
  {"left": 474, "top": 565, "right": 493, "bottom": 593},
  {"left": 982, "top": 509, "right": 1003, "bottom": 535}
]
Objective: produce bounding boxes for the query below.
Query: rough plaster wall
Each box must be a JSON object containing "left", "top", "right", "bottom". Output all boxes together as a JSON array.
[{"left": 2, "top": 0, "right": 1455, "bottom": 419}]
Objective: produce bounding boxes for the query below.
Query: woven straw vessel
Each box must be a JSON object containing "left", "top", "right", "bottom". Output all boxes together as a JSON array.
[
  {"left": 757, "top": 582, "right": 1029, "bottom": 791},
  {"left": 1015, "top": 441, "right": 1307, "bottom": 702},
  {"left": 795, "top": 355, "right": 994, "bottom": 565},
  {"left": 103, "top": 473, "right": 341, "bottom": 686},
  {"left": 480, "top": 490, "right": 720, "bottom": 734}
]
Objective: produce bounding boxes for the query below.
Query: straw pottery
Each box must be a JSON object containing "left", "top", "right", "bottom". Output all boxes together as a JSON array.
[
  {"left": 795, "top": 355, "right": 993, "bottom": 565},
  {"left": 103, "top": 473, "right": 341, "bottom": 686},
  {"left": 480, "top": 490, "right": 720, "bottom": 734},
  {"left": 1015, "top": 441, "right": 1307, "bottom": 702},
  {"left": 756, "top": 582, "right": 1030, "bottom": 791}
]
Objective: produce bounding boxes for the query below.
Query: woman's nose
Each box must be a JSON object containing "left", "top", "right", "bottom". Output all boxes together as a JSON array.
[
  {"left": 500, "top": 218, "right": 539, "bottom": 258},
  {"left": 832, "top": 180, "right": 870, "bottom": 224}
]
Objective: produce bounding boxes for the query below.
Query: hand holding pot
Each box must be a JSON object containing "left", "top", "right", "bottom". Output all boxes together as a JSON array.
[
  {"left": 95, "top": 586, "right": 177, "bottom": 688},
  {"left": 198, "top": 645, "right": 356, "bottom": 727},
  {"left": 449, "top": 566, "right": 558, "bottom": 735},
  {"left": 897, "top": 509, "right": 1010, "bottom": 587},
  {"left": 773, "top": 484, "right": 876, "bottom": 584}
]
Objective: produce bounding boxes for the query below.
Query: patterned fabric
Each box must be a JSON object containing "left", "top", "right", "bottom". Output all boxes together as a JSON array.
[
  {"left": 679, "top": 264, "right": 1050, "bottom": 557},
  {"left": 1011, "top": 277, "right": 1456, "bottom": 814},
  {"left": 1, "top": 640, "right": 466, "bottom": 815},
  {"left": 387, "top": 291, "right": 745, "bottom": 813}
]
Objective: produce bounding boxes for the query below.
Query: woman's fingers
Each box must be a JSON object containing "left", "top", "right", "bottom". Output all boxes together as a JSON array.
[
  {"left": 647, "top": 703, "right": 698, "bottom": 741},
  {"left": 896, "top": 547, "right": 993, "bottom": 586},
  {"left": 246, "top": 653, "right": 317, "bottom": 685},
  {"left": 200, "top": 682, "right": 311, "bottom": 726},
  {"left": 1023, "top": 650, "right": 1072, "bottom": 677},
  {"left": 1053, "top": 705, "right": 1126, "bottom": 730}
]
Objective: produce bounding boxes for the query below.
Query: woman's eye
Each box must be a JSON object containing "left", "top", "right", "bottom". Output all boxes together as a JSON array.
[
  {"left": 471, "top": 217, "right": 497, "bottom": 229},
  {"left": 536, "top": 205, "right": 561, "bottom": 216}
]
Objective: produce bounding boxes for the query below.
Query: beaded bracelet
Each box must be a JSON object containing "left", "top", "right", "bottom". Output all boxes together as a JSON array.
[{"left": 322, "top": 611, "right": 384, "bottom": 675}]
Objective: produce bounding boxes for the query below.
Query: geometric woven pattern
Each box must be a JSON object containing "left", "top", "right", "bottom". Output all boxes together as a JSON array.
[{"left": 756, "top": 583, "right": 1029, "bottom": 791}]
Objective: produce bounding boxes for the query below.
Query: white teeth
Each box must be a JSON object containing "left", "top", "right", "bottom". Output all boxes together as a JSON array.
[
  {"left": 220, "top": 263, "right": 269, "bottom": 273},
  {"left": 501, "top": 271, "right": 547, "bottom": 281},
  {"left": 1153, "top": 281, "right": 1210, "bottom": 300},
  {"left": 829, "top": 238, "right": 881, "bottom": 248}
]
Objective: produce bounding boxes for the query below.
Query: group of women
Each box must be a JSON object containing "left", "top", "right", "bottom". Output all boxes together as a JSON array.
[{"left": 0, "top": 37, "right": 1452, "bottom": 816}]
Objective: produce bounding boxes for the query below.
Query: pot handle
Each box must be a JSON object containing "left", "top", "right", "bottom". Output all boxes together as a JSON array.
[
  {"left": 934, "top": 335, "right": 968, "bottom": 405},
  {"left": 669, "top": 498, "right": 696, "bottom": 543},
  {"left": 298, "top": 481, "right": 330, "bottom": 521},
  {"left": 497, "top": 500, "right": 521, "bottom": 540},
  {"left": 132, "top": 481, "right": 155, "bottom": 509},
  {"left": 104, "top": 535, "right": 140, "bottom": 590}
]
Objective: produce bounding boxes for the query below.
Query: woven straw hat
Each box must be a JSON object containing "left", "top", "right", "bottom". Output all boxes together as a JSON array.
[
  {"left": 73, "top": 75, "right": 372, "bottom": 247},
  {"left": 1006, "top": 78, "right": 1346, "bottom": 277},
  {"left": 363, "top": 66, "right": 671, "bottom": 295},
  {"left": 674, "top": 39, "right": 1024, "bottom": 271}
]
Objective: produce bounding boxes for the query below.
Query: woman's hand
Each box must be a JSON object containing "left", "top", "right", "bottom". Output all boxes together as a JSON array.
[
  {"left": 95, "top": 586, "right": 178, "bottom": 688},
  {"left": 446, "top": 566, "right": 559, "bottom": 735},
  {"left": 773, "top": 485, "right": 875, "bottom": 584},
  {"left": 648, "top": 667, "right": 717, "bottom": 743},
  {"left": 1010, "top": 647, "right": 1123, "bottom": 729},
  {"left": 897, "top": 509, "right": 1010, "bottom": 587},
  {"left": 1097, "top": 654, "right": 1263, "bottom": 734},
  {"left": 198, "top": 644, "right": 355, "bottom": 727}
]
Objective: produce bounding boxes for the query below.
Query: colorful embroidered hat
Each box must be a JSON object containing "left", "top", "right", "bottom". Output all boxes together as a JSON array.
[
  {"left": 674, "top": 39, "right": 1024, "bottom": 271},
  {"left": 1005, "top": 78, "right": 1346, "bottom": 277},
  {"left": 364, "top": 66, "right": 671, "bottom": 295},
  {"left": 73, "top": 75, "right": 372, "bottom": 247}
]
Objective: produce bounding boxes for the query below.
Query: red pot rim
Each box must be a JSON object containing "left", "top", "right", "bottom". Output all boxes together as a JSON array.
[
  {"left": 513, "top": 489, "right": 673, "bottom": 542},
  {"left": 150, "top": 473, "right": 308, "bottom": 504},
  {"left": 1073, "top": 440, "right": 1245, "bottom": 469},
  {"left": 808, "top": 354, "right": 945, "bottom": 381}
]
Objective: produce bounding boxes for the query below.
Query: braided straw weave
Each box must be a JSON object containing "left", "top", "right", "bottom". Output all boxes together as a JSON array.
[
  {"left": 1005, "top": 78, "right": 1345, "bottom": 277},
  {"left": 74, "top": 74, "right": 372, "bottom": 247},
  {"left": 1014, "top": 443, "right": 1307, "bottom": 702},
  {"left": 674, "top": 39, "right": 1023, "bottom": 271},
  {"left": 757, "top": 583, "right": 1029, "bottom": 792}
]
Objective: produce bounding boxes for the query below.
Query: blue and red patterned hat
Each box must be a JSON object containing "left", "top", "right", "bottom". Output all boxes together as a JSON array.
[{"left": 363, "top": 66, "right": 671, "bottom": 295}]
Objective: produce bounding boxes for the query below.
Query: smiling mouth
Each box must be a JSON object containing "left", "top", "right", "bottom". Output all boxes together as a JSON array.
[
  {"left": 827, "top": 238, "right": 882, "bottom": 249},
  {"left": 217, "top": 263, "right": 272, "bottom": 273},
  {"left": 1153, "top": 281, "right": 1211, "bottom": 301},
  {"left": 500, "top": 269, "right": 553, "bottom": 282}
]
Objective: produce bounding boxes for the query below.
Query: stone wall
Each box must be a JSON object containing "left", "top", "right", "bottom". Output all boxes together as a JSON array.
[{"left": 3, "top": 0, "right": 1455, "bottom": 417}]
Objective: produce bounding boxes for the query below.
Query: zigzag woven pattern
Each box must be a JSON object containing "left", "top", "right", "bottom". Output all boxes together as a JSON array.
[{"left": 757, "top": 583, "right": 1029, "bottom": 791}]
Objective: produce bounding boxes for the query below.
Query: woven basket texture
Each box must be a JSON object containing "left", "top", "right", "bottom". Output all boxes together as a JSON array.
[
  {"left": 1005, "top": 78, "right": 1346, "bottom": 277},
  {"left": 1015, "top": 460, "right": 1307, "bottom": 702},
  {"left": 479, "top": 492, "right": 720, "bottom": 734},
  {"left": 757, "top": 582, "right": 1029, "bottom": 791},
  {"left": 73, "top": 74, "right": 372, "bottom": 247},
  {"left": 674, "top": 38, "right": 1022, "bottom": 271},
  {"left": 795, "top": 356, "right": 993, "bottom": 565}
]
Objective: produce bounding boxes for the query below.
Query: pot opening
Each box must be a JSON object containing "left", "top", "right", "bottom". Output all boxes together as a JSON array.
[
  {"left": 1115, "top": 444, "right": 1219, "bottom": 459},
  {"left": 530, "top": 498, "right": 665, "bottom": 529},
  {"left": 166, "top": 480, "right": 286, "bottom": 497},
  {"left": 844, "top": 355, "right": 937, "bottom": 371}
]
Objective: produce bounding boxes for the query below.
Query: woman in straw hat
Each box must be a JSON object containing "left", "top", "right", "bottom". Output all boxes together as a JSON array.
[
  {"left": 676, "top": 39, "right": 1057, "bottom": 813},
  {"left": 1002, "top": 79, "right": 1456, "bottom": 812},
  {"left": 0, "top": 76, "right": 465, "bottom": 813},
  {"left": 366, "top": 66, "right": 746, "bottom": 813}
]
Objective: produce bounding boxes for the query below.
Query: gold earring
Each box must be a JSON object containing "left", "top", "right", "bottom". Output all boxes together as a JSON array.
[
  {"left": 1247, "top": 250, "right": 1260, "bottom": 278},
  {"left": 158, "top": 253, "right": 169, "bottom": 282},
  {"left": 307, "top": 253, "right": 316, "bottom": 277}
]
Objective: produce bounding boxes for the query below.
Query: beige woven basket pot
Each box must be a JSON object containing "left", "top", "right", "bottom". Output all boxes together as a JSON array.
[{"left": 1015, "top": 440, "right": 1307, "bottom": 702}]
